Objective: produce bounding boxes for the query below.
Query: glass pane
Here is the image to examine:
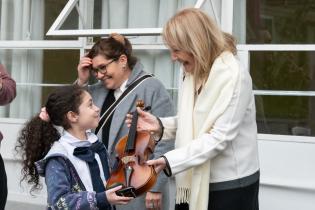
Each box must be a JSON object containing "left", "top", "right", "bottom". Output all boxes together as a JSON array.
[
  {"left": 43, "top": 50, "right": 79, "bottom": 84},
  {"left": 58, "top": 0, "right": 195, "bottom": 40},
  {"left": 0, "top": 49, "right": 79, "bottom": 119},
  {"left": 0, "top": 0, "right": 77, "bottom": 40},
  {"left": 250, "top": 51, "right": 315, "bottom": 91},
  {"left": 233, "top": 0, "right": 315, "bottom": 44},
  {"left": 133, "top": 49, "right": 179, "bottom": 105},
  {"left": 45, "top": 0, "right": 78, "bottom": 40},
  {"left": 92, "top": 0, "right": 196, "bottom": 29},
  {"left": 256, "top": 95, "right": 315, "bottom": 136}
]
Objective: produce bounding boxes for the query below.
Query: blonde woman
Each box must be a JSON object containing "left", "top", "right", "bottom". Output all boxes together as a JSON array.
[{"left": 127, "top": 8, "right": 260, "bottom": 210}]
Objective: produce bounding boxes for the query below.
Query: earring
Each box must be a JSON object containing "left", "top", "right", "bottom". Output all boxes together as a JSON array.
[{"left": 122, "top": 65, "right": 126, "bottom": 70}]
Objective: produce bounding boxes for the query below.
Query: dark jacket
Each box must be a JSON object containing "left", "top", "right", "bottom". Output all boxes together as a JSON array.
[{"left": 0, "top": 64, "right": 16, "bottom": 142}]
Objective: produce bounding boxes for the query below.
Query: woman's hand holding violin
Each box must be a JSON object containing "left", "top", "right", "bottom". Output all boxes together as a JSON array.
[
  {"left": 126, "top": 107, "right": 167, "bottom": 174},
  {"left": 125, "top": 107, "right": 161, "bottom": 136},
  {"left": 146, "top": 157, "right": 166, "bottom": 175}
]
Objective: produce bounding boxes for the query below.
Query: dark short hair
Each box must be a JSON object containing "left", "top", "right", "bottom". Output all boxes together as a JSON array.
[{"left": 87, "top": 36, "right": 137, "bottom": 70}]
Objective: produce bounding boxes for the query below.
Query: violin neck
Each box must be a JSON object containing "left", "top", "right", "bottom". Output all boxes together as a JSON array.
[{"left": 126, "top": 110, "right": 138, "bottom": 152}]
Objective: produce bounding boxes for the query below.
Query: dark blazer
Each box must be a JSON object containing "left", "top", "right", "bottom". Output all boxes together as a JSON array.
[{"left": 88, "top": 62, "right": 175, "bottom": 210}]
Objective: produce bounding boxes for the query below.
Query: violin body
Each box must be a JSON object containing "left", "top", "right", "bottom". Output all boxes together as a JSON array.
[
  {"left": 106, "top": 101, "right": 157, "bottom": 197},
  {"left": 106, "top": 131, "right": 156, "bottom": 196}
]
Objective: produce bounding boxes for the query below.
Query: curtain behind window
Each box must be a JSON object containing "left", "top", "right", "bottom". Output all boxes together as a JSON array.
[{"left": 0, "top": 0, "right": 44, "bottom": 118}]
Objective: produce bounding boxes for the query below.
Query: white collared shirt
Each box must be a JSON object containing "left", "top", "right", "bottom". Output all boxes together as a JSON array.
[
  {"left": 114, "top": 79, "right": 128, "bottom": 100},
  {"left": 58, "top": 131, "right": 106, "bottom": 192}
]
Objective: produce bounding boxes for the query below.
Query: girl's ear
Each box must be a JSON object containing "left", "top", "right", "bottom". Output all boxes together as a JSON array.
[{"left": 66, "top": 111, "right": 78, "bottom": 123}]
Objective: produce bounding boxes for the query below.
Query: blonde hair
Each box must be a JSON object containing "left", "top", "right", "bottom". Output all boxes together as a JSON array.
[{"left": 163, "top": 8, "right": 237, "bottom": 83}]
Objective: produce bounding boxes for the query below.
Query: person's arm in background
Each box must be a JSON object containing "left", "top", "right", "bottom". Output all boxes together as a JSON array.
[{"left": 0, "top": 64, "right": 16, "bottom": 105}]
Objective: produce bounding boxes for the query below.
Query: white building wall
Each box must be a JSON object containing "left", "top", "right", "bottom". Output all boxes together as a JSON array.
[{"left": 1, "top": 119, "right": 45, "bottom": 210}]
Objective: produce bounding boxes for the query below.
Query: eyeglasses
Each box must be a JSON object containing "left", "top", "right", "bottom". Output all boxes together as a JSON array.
[{"left": 90, "top": 58, "right": 117, "bottom": 76}]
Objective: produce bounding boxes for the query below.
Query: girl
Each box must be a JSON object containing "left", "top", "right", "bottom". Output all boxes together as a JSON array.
[{"left": 16, "top": 85, "right": 132, "bottom": 209}]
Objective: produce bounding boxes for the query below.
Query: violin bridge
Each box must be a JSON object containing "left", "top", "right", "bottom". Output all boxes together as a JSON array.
[{"left": 121, "top": 155, "right": 137, "bottom": 164}]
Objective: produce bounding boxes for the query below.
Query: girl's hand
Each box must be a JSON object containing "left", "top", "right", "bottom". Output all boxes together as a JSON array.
[
  {"left": 126, "top": 107, "right": 161, "bottom": 134},
  {"left": 146, "top": 157, "right": 166, "bottom": 174},
  {"left": 77, "top": 56, "right": 92, "bottom": 86},
  {"left": 105, "top": 185, "right": 134, "bottom": 205}
]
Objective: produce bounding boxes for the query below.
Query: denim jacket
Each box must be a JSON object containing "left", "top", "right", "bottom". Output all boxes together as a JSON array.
[{"left": 36, "top": 141, "right": 111, "bottom": 210}]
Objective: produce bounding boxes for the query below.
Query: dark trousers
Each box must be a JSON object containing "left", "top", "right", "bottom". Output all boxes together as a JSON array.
[
  {"left": 0, "top": 154, "right": 7, "bottom": 210},
  {"left": 175, "top": 180, "right": 259, "bottom": 210}
]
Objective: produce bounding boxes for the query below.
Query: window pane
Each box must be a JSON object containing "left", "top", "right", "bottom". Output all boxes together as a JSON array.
[
  {"left": 45, "top": 0, "right": 78, "bottom": 40},
  {"left": 134, "top": 49, "right": 179, "bottom": 107},
  {"left": 57, "top": 0, "right": 195, "bottom": 40},
  {"left": 43, "top": 50, "right": 79, "bottom": 84},
  {"left": 92, "top": 0, "right": 196, "bottom": 29},
  {"left": 0, "top": 0, "right": 77, "bottom": 41},
  {"left": 250, "top": 51, "right": 315, "bottom": 91},
  {"left": 0, "top": 49, "right": 79, "bottom": 119},
  {"left": 234, "top": 0, "right": 315, "bottom": 44},
  {"left": 256, "top": 95, "right": 315, "bottom": 136}
]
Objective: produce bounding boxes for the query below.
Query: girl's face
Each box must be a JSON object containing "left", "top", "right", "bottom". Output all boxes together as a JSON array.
[
  {"left": 76, "top": 91, "right": 100, "bottom": 130},
  {"left": 170, "top": 49, "right": 195, "bottom": 73},
  {"left": 91, "top": 54, "right": 130, "bottom": 90}
]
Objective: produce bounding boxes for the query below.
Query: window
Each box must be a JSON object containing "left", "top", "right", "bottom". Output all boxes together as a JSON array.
[
  {"left": 1, "top": 0, "right": 223, "bottom": 119},
  {"left": 234, "top": 0, "right": 315, "bottom": 136},
  {"left": 0, "top": 0, "right": 81, "bottom": 118}
]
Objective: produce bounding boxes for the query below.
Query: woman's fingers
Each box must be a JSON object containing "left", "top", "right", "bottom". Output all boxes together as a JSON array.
[{"left": 146, "top": 158, "right": 166, "bottom": 174}]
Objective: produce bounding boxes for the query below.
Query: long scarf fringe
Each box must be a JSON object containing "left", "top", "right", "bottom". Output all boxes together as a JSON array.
[{"left": 176, "top": 187, "right": 191, "bottom": 204}]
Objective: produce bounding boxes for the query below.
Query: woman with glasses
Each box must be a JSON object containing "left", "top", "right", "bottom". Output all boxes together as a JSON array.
[{"left": 76, "top": 33, "right": 175, "bottom": 210}]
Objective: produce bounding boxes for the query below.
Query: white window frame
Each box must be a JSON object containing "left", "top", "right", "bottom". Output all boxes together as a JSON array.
[
  {"left": 46, "top": 0, "right": 164, "bottom": 37},
  {"left": 238, "top": 44, "right": 315, "bottom": 142}
]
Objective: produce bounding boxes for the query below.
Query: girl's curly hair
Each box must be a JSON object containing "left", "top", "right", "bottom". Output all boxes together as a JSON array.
[{"left": 15, "top": 85, "right": 84, "bottom": 192}]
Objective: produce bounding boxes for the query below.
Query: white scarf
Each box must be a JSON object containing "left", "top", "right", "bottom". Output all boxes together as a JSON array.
[{"left": 175, "top": 52, "right": 240, "bottom": 210}]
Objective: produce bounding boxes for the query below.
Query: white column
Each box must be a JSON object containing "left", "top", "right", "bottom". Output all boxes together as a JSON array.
[{"left": 220, "top": 0, "right": 234, "bottom": 33}]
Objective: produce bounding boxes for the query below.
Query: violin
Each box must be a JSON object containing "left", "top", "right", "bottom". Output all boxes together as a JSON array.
[{"left": 106, "top": 100, "right": 157, "bottom": 197}]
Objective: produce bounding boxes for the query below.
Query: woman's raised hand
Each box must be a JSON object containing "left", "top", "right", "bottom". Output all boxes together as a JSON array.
[
  {"left": 77, "top": 55, "right": 92, "bottom": 86},
  {"left": 126, "top": 107, "right": 161, "bottom": 134}
]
